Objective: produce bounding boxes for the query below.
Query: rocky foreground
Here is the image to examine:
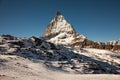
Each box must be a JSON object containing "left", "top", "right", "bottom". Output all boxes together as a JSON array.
[
  {"left": 0, "top": 35, "right": 120, "bottom": 80},
  {"left": 0, "top": 54, "right": 120, "bottom": 80}
]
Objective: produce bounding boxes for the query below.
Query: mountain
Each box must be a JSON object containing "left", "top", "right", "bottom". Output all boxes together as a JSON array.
[
  {"left": 0, "top": 12, "right": 120, "bottom": 80},
  {"left": 44, "top": 11, "right": 86, "bottom": 46},
  {"left": 43, "top": 12, "right": 120, "bottom": 52},
  {"left": 106, "top": 40, "right": 120, "bottom": 45}
]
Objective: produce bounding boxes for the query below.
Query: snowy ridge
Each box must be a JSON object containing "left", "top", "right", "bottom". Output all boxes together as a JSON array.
[{"left": 106, "top": 39, "right": 120, "bottom": 45}]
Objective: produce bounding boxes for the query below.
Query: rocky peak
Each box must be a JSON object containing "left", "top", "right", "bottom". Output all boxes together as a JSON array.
[
  {"left": 54, "top": 11, "right": 65, "bottom": 22},
  {"left": 44, "top": 11, "right": 77, "bottom": 37},
  {"left": 56, "top": 11, "right": 61, "bottom": 16},
  {"left": 43, "top": 12, "right": 86, "bottom": 45}
]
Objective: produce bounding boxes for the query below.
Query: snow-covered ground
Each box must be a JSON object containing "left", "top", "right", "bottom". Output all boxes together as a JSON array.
[
  {"left": 0, "top": 35, "right": 120, "bottom": 80},
  {"left": 0, "top": 54, "right": 120, "bottom": 80}
]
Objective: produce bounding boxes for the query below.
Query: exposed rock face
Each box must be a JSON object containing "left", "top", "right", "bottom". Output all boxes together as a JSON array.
[
  {"left": 0, "top": 34, "right": 17, "bottom": 40},
  {"left": 44, "top": 11, "right": 86, "bottom": 46}
]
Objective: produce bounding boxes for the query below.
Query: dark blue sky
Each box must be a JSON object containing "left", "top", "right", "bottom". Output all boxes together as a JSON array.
[{"left": 0, "top": 0, "right": 120, "bottom": 42}]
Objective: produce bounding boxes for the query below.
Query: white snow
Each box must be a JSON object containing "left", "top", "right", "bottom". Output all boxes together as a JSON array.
[
  {"left": 49, "top": 32, "right": 75, "bottom": 45},
  {"left": 50, "top": 14, "right": 73, "bottom": 34},
  {"left": 0, "top": 54, "right": 120, "bottom": 80},
  {"left": 82, "top": 48, "right": 114, "bottom": 54}
]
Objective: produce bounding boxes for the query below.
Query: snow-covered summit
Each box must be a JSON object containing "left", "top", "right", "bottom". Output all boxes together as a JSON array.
[
  {"left": 44, "top": 11, "right": 86, "bottom": 45},
  {"left": 42, "top": 12, "right": 120, "bottom": 51},
  {"left": 106, "top": 40, "right": 120, "bottom": 45},
  {"left": 44, "top": 11, "right": 77, "bottom": 37}
]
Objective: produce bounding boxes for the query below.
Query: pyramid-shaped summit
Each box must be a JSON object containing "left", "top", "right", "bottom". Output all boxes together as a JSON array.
[
  {"left": 44, "top": 11, "right": 77, "bottom": 37},
  {"left": 44, "top": 11, "right": 86, "bottom": 45}
]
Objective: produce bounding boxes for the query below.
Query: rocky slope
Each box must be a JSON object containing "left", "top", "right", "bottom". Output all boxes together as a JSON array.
[
  {"left": 0, "top": 35, "right": 120, "bottom": 74},
  {"left": 0, "top": 53, "right": 119, "bottom": 80}
]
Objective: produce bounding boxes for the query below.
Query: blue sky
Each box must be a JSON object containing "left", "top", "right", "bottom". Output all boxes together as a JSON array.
[{"left": 0, "top": 0, "right": 120, "bottom": 42}]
